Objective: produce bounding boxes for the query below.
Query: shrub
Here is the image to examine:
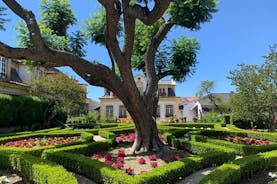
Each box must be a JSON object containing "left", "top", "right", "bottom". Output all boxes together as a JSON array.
[
  {"left": 0, "top": 94, "right": 47, "bottom": 128},
  {"left": 0, "top": 151, "right": 77, "bottom": 184},
  {"left": 199, "top": 150, "right": 277, "bottom": 184}
]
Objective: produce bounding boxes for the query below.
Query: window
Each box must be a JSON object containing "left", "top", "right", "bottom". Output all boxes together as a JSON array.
[
  {"left": 104, "top": 89, "right": 111, "bottom": 96},
  {"left": 156, "top": 105, "right": 160, "bottom": 118},
  {"left": 159, "top": 88, "right": 166, "bottom": 97},
  {"left": 0, "top": 56, "right": 7, "bottom": 78},
  {"left": 119, "top": 105, "right": 127, "bottom": 118},
  {"left": 165, "top": 105, "right": 174, "bottom": 117},
  {"left": 105, "top": 106, "right": 113, "bottom": 117}
]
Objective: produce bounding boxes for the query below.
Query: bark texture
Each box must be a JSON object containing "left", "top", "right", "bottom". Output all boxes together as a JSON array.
[{"left": 0, "top": 0, "right": 173, "bottom": 152}]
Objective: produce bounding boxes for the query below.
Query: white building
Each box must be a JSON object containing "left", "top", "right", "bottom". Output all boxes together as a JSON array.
[{"left": 99, "top": 74, "right": 180, "bottom": 122}]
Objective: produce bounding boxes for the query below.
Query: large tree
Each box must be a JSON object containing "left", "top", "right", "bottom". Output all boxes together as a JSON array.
[
  {"left": 228, "top": 46, "right": 277, "bottom": 131},
  {"left": 0, "top": 0, "right": 217, "bottom": 152}
]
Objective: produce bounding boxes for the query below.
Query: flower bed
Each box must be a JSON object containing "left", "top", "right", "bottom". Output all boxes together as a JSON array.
[
  {"left": 1, "top": 136, "right": 81, "bottom": 148},
  {"left": 90, "top": 147, "right": 190, "bottom": 176},
  {"left": 115, "top": 132, "right": 164, "bottom": 144},
  {"left": 217, "top": 135, "right": 272, "bottom": 146}
]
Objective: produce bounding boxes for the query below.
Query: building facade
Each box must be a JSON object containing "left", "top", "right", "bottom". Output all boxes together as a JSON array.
[
  {"left": 100, "top": 75, "right": 180, "bottom": 121},
  {"left": 0, "top": 56, "right": 47, "bottom": 96}
]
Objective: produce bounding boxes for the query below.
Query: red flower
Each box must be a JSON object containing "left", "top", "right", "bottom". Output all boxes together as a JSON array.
[
  {"left": 138, "top": 157, "right": 146, "bottom": 164},
  {"left": 104, "top": 160, "right": 113, "bottom": 165},
  {"left": 112, "top": 163, "right": 124, "bottom": 169},
  {"left": 125, "top": 168, "right": 134, "bottom": 176},
  {"left": 116, "top": 157, "right": 124, "bottom": 163},
  {"left": 104, "top": 154, "right": 112, "bottom": 161},
  {"left": 92, "top": 154, "right": 100, "bottom": 160},
  {"left": 118, "top": 149, "right": 126, "bottom": 157},
  {"left": 150, "top": 161, "right": 158, "bottom": 168},
  {"left": 170, "top": 155, "right": 179, "bottom": 161},
  {"left": 148, "top": 154, "right": 157, "bottom": 161}
]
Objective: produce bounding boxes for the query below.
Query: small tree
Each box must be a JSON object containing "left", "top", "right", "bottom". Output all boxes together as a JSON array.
[
  {"left": 196, "top": 80, "right": 224, "bottom": 113},
  {"left": 228, "top": 46, "right": 277, "bottom": 131},
  {"left": 29, "top": 73, "right": 87, "bottom": 126}
]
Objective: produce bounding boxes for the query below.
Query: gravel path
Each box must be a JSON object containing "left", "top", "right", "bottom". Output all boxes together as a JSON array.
[
  {"left": 174, "top": 167, "right": 216, "bottom": 184},
  {"left": 93, "top": 135, "right": 106, "bottom": 142}
]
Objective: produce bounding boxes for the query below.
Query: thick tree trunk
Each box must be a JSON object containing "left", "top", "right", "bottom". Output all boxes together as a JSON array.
[{"left": 130, "top": 112, "right": 164, "bottom": 152}]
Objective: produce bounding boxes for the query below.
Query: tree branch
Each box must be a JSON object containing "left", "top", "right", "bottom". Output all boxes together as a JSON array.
[
  {"left": 126, "top": 0, "right": 171, "bottom": 25},
  {"left": 3, "top": 0, "right": 46, "bottom": 50},
  {"left": 145, "top": 21, "right": 174, "bottom": 97},
  {"left": 122, "top": 0, "right": 136, "bottom": 62}
]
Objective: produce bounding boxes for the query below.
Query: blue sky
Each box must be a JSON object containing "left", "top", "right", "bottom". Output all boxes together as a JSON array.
[{"left": 1, "top": 0, "right": 277, "bottom": 101}]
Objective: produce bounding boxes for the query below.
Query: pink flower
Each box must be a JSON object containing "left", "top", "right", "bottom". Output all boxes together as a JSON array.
[
  {"left": 170, "top": 155, "right": 179, "bottom": 161},
  {"left": 117, "top": 149, "right": 126, "bottom": 157},
  {"left": 116, "top": 157, "right": 124, "bottom": 163},
  {"left": 92, "top": 154, "right": 100, "bottom": 160},
  {"left": 112, "top": 163, "right": 124, "bottom": 169},
  {"left": 104, "top": 154, "right": 112, "bottom": 161},
  {"left": 148, "top": 154, "right": 157, "bottom": 161},
  {"left": 138, "top": 157, "right": 146, "bottom": 164},
  {"left": 104, "top": 160, "right": 113, "bottom": 165},
  {"left": 150, "top": 161, "right": 158, "bottom": 168}
]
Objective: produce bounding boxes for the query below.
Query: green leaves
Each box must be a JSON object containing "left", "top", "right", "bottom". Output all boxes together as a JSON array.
[
  {"left": 168, "top": 0, "right": 217, "bottom": 30},
  {"left": 228, "top": 47, "right": 277, "bottom": 130},
  {"left": 40, "top": 0, "right": 77, "bottom": 37},
  {"left": 0, "top": 6, "right": 10, "bottom": 31}
]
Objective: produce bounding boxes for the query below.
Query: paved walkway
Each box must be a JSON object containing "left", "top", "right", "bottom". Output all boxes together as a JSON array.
[{"left": 174, "top": 167, "right": 216, "bottom": 184}]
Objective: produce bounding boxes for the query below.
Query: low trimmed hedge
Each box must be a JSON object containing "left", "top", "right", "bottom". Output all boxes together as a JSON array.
[
  {"left": 199, "top": 150, "right": 277, "bottom": 184},
  {"left": 161, "top": 123, "right": 217, "bottom": 129},
  {"left": 43, "top": 149, "right": 235, "bottom": 184},
  {"left": 42, "top": 140, "right": 112, "bottom": 156},
  {"left": 0, "top": 151, "right": 77, "bottom": 184},
  {"left": 98, "top": 130, "right": 116, "bottom": 140}
]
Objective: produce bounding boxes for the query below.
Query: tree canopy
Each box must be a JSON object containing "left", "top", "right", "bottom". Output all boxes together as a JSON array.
[
  {"left": 29, "top": 73, "right": 87, "bottom": 124},
  {"left": 228, "top": 46, "right": 277, "bottom": 131}
]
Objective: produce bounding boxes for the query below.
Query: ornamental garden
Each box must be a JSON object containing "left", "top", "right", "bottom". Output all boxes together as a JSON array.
[{"left": 0, "top": 122, "right": 276, "bottom": 184}]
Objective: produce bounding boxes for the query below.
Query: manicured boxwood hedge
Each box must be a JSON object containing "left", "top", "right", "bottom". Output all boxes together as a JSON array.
[
  {"left": 0, "top": 151, "right": 77, "bottom": 184},
  {"left": 42, "top": 147, "right": 235, "bottom": 184},
  {"left": 0, "top": 94, "right": 48, "bottom": 127},
  {"left": 160, "top": 123, "right": 217, "bottom": 129},
  {"left": 199, "top": 150, "right": 277, "bottom": 184}
]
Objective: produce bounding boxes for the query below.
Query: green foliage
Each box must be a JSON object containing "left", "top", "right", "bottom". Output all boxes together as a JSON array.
[
  {"left": 200, "top": 150, "right": 277, "bottom": 184},
  {"left": 0, "top": 94, "right": 47, "bottom": 128},
  {"left": 0, "top": 6, "right": 9, "bottom": 31},
  {"left": 168, "top": 0, "right": 218, "bottom": 30},
  {"left": 202, "top": 111, "right": 224, "bottom": 123},
  {"left": 228, "top": 46, "right": 277, "bottom": 131},
  {"left": 68, "top": 30, "right": 87, "bottom": 57},
  {"left": 29, "top": 74, "right": 87, "bottom": 123},
  {"left": 83, "top": 7, "right": 122, "bottom": 46},
  {"left": 40, "top": 0, "right": 76, "bottom": 37},
  {"left": 132, "top": 19, "right": 163, "bottom": 69},
  {"left": 98, "top": 130, "right": 116, "bottom": 142},
  {"left": 0, "top": 151, "right": 77, "bottom": 184}
]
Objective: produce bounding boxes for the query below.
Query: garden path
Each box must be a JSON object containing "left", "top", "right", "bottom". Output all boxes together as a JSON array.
[{"left": 174, "top": 167, "right": 216, "bottom": 184}]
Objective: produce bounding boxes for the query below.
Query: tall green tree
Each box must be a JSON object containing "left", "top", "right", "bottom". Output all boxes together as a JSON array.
[
  {"left": 228, "top": 46, "right": 277, "bottom": 131},
  {"left": 0, "top": 6, "right": 9, "bottom": 30},
  {"left": 0, "top": 0, "right": 217, "bottom": 152},
  {"left": 30, "top": 73, "right": 87, "bottom": 126}
]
